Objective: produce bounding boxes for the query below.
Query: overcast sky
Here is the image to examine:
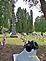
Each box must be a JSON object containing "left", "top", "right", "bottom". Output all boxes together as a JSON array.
[{"left": 14, "top": 0, "right": 43, "bottom": 25}]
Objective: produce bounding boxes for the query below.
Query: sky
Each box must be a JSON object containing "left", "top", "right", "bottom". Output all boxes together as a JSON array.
[{"left": 14, "top": 0, "right": 43, "bottom": 25}]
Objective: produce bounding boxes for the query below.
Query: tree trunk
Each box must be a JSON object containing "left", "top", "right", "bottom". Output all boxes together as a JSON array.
[{"left": 40, "top": 0, "right": 46, "bottom": 19}]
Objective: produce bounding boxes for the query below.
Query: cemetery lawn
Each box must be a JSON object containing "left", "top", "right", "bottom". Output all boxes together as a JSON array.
[
  {"left": 0, "top": 34, "right": 46, "bottom": 61},
  {"left": 0, "top": 33, "right": 46, "bottom": 45}
]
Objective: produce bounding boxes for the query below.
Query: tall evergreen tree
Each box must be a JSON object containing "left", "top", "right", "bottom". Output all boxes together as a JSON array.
[{"left": 16, "top": 7, "right": 33, "bottom": 33}]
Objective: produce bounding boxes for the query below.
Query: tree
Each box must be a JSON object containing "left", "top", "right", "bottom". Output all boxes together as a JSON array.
[
  {"left": 16, "top": 7, "right": 33, "bottom": 33},
  {"left": 0, "top": 0, "right": 12, "bottom": 33},
  {"left": 40, "top": 0, "right": 46, "bottom": 19},
  {"left": 16, "top": 7, "right": 23, "bottom": 33},
  {"left": 34, "top": 16, "right": 46, "bottom": 36}
]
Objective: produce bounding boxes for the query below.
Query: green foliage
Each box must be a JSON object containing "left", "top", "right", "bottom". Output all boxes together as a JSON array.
[
  {"left": 35, "top": 16, "right": 46, "bottom": 33},
  {"left": 16, "top": 7, "right": 33, "bottom": 33},
  {"left": 0, "top": 0, "right": 12, "bottom": 30}
]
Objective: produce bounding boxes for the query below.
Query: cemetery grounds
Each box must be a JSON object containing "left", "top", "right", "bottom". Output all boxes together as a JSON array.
[{"left": 0, "top": 33, "right": 46, "bottom": 61}]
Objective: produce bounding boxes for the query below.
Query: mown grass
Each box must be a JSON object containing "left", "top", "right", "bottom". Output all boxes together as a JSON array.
[
  {"left": 0, "top": 33, "right": 46, "bottom": 46},
  {"left": 20, "top": 34, "right": 46, "bottom": 45},
  {"left": 0, "top": 33, "right": 23, "bottom": 46}
]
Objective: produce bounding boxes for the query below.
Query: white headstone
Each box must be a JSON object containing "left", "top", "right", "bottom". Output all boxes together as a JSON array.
[{"left": 13, "top": 49, "right": 40, "bottom": 61}]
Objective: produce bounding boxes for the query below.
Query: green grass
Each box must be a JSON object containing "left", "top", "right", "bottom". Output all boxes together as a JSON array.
[
  {"left": 6, "top": 38, "right": 23, "bottom": 45},
  {"left": 0, "top": 33, "right": 46, "bottom": 46},
  {"left": 0, "top": 38, "right": 23, "bottom": 45},
  {"left": 0, "top": 33, "right": 23, "bottom": 45},
  {"left": 20, "top": 34, "right": 46, "bottom": 45}
]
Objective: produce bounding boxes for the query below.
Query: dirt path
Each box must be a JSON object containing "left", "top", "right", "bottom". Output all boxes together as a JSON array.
[{"left": 0, "top": 45, "right": 46, "bottom": 61}]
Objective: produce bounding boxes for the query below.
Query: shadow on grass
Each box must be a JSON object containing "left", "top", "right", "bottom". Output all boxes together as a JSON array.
[{"left": 0, "top": 44, "right": 24, "bottom": 61}]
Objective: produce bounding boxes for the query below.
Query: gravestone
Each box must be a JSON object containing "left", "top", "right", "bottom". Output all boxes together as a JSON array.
[
  {"left": 13, "top": 41, "right": 40, "bottom": 61},
  {"left": 13, "top": 49, "right": 40, "bottom": 61},
  {"left": 1, "top": 38, "right": 6, "bottom": 47}
]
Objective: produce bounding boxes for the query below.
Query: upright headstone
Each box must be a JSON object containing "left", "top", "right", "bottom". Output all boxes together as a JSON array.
[
  {"left": 1, "top": 38, "right": 6, "bottom": 47},
  {"left": 16, "top": 49, "right": 40, "bottom": 61},
  {"left": 13, "top": 40, "right": 40, "bottom": 61}
]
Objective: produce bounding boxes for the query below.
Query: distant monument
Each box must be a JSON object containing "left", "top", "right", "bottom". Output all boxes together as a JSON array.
[{"left": 10, "top": 0, "right": 18, "bottom": 38}]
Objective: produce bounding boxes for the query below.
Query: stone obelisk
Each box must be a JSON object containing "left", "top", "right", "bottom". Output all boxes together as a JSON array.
[{"left": 11, "top": 0, "right": 17, "bottom": 37}]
